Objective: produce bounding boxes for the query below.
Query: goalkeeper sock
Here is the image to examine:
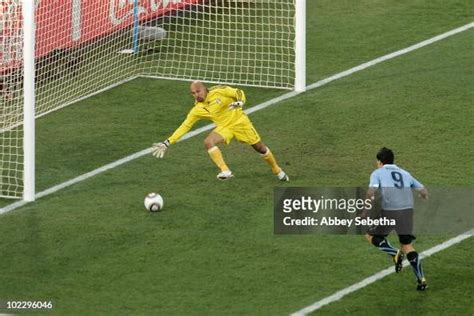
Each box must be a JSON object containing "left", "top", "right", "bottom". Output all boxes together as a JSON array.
[
  {"left": 261, "top": 148, "right": 281, "bottom": 174},
  {"left": 407, "top": 251, "right": 424, "bottom": 281},
  {"left": 208, "top": 146, "right": 230, "bottom": 172}
]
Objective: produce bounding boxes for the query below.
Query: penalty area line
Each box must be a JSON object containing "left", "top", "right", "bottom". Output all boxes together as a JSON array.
[
  {"left": 290, "top": 228, "right": 474, "bottom": 315},
  {"left": 0, "top": 22, "right": 473, "bottom": 215}
]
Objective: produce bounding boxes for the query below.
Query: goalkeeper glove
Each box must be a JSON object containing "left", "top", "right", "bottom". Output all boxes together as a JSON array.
[
  {"left": 152, "top": 139, "right": 170, "bottom": 158},
  {"left": 228, "top": 100, "right": 244, "bottom": 110}
]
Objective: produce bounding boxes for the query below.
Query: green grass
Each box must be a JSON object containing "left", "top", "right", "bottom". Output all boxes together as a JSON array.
[
  {"left": 313, "top": 239, "right": 474, "bottom": 315},
  {"left": 0, "top": 1, "right": 473, "bottom": 315}
]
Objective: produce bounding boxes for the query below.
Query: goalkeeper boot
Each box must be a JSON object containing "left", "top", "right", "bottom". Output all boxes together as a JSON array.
[
  {"left": 277, "top": 170, "right": 289, "bottom": 182},
  {"left": 393, "top": 250, "right": 405, "bottom": 273},
  {"left": 217, "top": 170, "right": 233, "bottom": 180},
  {"left": 416, "top": 277, "right": 427, "bottom": 291}
]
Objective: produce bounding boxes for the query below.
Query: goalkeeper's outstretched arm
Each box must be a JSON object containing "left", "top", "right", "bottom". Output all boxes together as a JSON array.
[{"left": 152, "top": 111, "right": 199, "bottom": 158}]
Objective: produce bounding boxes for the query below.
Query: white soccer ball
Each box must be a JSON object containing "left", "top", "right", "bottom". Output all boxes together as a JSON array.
[{"left": 144, "top": 192, "right": 164, "bottom": 212}]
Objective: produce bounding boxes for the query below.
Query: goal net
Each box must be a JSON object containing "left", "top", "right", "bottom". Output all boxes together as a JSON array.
[
  {"left": 139, "top": 0, "right": 297, "bottom": 89},
  {"left": 0, "top": 0, "right": 304, "bottom": 200}
]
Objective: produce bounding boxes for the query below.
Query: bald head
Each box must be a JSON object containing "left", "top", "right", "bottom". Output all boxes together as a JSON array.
[
  {"left": 191, "top": 80, "right": 206, "bottom": 89},
  {"left": 190, "top": 81, "right": 208, "bottom": 102}
]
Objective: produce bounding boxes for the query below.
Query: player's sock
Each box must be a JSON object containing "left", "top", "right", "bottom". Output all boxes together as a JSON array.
[
  {"left": 261, "top": 148, "right": 281, "bottom": 174},
  {"left": 371, "top": 236, "right": 398, "bottom": 257},
  {"left": 208, "top": 146, "right": 230, "bottom": 172},
  {"left": 407, "top": 251, "right": 424, "bottom": 281}
]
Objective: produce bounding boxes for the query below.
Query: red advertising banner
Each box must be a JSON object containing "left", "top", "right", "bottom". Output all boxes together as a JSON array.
[{"left": 0, "top": 0, "right": 203, "bottom": 72}]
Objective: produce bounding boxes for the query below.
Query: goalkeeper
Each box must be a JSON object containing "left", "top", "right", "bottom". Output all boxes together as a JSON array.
[{"left": 152, "top": 81, "right": 289, "bottom": 181}]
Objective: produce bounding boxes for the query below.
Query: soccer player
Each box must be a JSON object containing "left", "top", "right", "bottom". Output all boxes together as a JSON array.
[
  {"left": 151, "top": 81, "right": 289, "bottom": 181},
  {"left": 365, "top": 147, "right": 429, "bottom": 291}
]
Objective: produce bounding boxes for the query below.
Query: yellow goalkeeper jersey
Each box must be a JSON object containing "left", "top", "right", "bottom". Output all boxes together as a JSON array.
[{"left": 168, "top": 85, "right": 247, "bottom": 144}]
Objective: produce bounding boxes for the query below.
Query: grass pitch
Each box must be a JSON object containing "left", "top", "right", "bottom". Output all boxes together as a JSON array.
[{"left": 0, "top": 1, "right": 473, "bottom": 315}]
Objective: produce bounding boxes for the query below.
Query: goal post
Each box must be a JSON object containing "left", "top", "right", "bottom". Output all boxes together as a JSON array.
[
  {"left": 22, "top": 0, "right": 35, "bottom": 202},
  {"left": 1, "top": 0, "right": 306, "bottom": 201},
  {"left": 295, "top": 0, "right": 306, "bottom": 92}
]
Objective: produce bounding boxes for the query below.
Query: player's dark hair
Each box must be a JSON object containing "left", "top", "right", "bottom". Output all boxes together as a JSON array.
[{"left": 376, "top": 147, "right": 394, "bottom": 164}]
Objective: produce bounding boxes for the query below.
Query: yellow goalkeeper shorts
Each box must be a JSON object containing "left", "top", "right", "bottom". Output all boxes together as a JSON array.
[{"left": 214, "top": 115, "right": 261, "bottom": 145}]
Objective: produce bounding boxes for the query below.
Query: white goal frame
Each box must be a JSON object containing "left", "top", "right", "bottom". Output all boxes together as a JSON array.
[
  {"left": 23, "top": 0, "right": 35, "bottom": 201},
  {"left": 18, "top": 0, "right": 306, "bottom": 202}
]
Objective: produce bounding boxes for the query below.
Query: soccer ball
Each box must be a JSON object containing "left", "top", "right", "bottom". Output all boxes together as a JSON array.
[{"left": 144, "top": 193, "right": 164, "bottom": 212}]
